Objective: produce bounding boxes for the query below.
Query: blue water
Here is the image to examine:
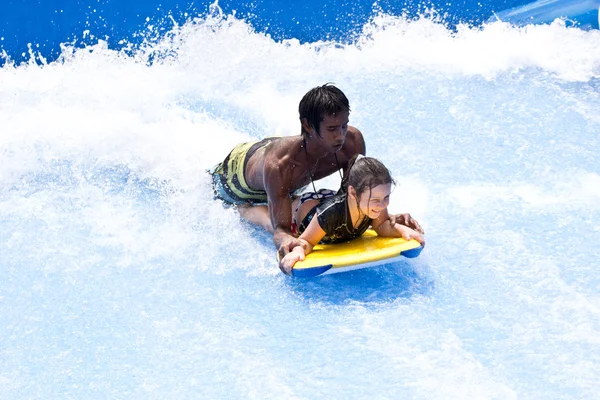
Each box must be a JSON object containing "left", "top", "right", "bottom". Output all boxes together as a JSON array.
[
  {"left": 2, "top": 0, "right": 599, "bottom": 65},
  {"left": 2, "top": 1, "right": 600, "bottom": 399}
]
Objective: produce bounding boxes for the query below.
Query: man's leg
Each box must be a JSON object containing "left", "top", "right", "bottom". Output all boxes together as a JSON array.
[{"left": 238, "top": 205, "right": 273, "bottom": 233}]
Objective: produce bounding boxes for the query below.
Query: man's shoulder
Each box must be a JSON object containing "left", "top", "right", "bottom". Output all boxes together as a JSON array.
[
  {"left": 347, "top": 125, "right": 362, "bottom": 135},
  {"left": 341, "top": 125, "right": 366, "bottom": 157},
  {"left": 348, "top": 125, "right": 364, "bottom": 142},
  {"left": 264, "top": 136, "right": 302, "bottom": 159},
  {"left": 261, "top": 136, "right": 304, "bottom": 172}
]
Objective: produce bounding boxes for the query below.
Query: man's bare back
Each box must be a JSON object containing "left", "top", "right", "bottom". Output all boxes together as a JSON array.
[{"left": 244, "top": 126, "right": 365, "bottom": 195}]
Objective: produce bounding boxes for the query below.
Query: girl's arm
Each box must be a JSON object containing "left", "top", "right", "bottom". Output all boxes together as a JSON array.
[
  {"left": 371, "top": 209, "right": 426, "bottom": 246},
  {"left": 279, "top": 216, "right": 326, "bottom": 275}
]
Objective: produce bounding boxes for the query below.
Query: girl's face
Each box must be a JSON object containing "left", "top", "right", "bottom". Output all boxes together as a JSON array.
[{"left": 356, "top": 183, "right": 392, "bottom": 219}]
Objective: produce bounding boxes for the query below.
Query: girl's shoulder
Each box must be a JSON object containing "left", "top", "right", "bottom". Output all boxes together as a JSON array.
[
  {"left": 316, "top": 193, "right": 346, "bottom": 215},
  {"left": 316, "top": 193, "right": 348, "bottom": 234}
]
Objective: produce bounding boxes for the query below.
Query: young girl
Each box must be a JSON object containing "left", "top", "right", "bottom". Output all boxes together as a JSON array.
[{"left": 280, "top": 155, "right": 425, "bottom": 274}]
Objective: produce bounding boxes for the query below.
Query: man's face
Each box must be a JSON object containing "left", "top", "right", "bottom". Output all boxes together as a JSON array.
[{"left": 315, "top": 111, "right": 349, "bottom": 153}]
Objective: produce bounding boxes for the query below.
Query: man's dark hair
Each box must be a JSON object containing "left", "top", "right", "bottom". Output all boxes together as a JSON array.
[{"left": 299, "top": 83, "right": 350, "bottom": 137}]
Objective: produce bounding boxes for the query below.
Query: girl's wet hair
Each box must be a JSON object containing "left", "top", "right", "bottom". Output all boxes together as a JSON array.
[
  {"left": 339, "top": 155, "right": 395, "bottom": 201},
  {"left": 299, "top": 83, "right": 350, "bottom": 137}
]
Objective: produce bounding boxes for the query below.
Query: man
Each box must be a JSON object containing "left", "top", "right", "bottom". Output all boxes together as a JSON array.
[{"left": 209, "top": 84, "right": 423, "bottom": 267}]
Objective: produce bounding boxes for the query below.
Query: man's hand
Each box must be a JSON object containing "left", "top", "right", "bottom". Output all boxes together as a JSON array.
[
  {"left": 279, "top": 247, "right": 306, "bottom": 275},
  {"left": 275, "top": 232, "right": 305, "bottom": 275},
  {"left": 395, "top": 224, "right": 426, "bottom": 247},
  {"left": 390, "top": 213, "right": 424, "bottom": 235}
]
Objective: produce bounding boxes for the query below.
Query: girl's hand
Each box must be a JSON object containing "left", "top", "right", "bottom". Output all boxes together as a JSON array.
[
  {"left": 279, "top": 247, "right": 306, "bottom": 275},
  {"left": 395, "top": 224, "right": 426, "bottom": 247}
]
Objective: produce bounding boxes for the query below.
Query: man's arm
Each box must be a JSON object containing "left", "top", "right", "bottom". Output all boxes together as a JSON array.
[
  {"left": 372, "top": 209, "right": 426, "bottom": 245},
  {"left": 270, "top": 194, "right": 301, "bottom": 257},
  {"left": 389, "top": 213, "right": 425, "bottom": 234},
  {"left": 278, "top": 211, "right": 327, "bottom": 274},
  {"left": 352, "top": 126, "right": 367, "bottom": 156},
  {"left": 262, "top": 153, "right": 308, "bottom": 265},
  {"left": 343, "top": 126, "right": 366, "bottom": 167}
]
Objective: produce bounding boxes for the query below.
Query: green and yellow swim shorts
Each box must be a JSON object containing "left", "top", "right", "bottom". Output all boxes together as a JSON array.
[{"left": 209, "top": 138, "right": 274, "bottom": 206}]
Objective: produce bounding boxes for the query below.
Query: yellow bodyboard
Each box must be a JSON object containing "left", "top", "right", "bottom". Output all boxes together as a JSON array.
[{"left": 290, "top": 229, "right": 423, "bottom": 277}]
